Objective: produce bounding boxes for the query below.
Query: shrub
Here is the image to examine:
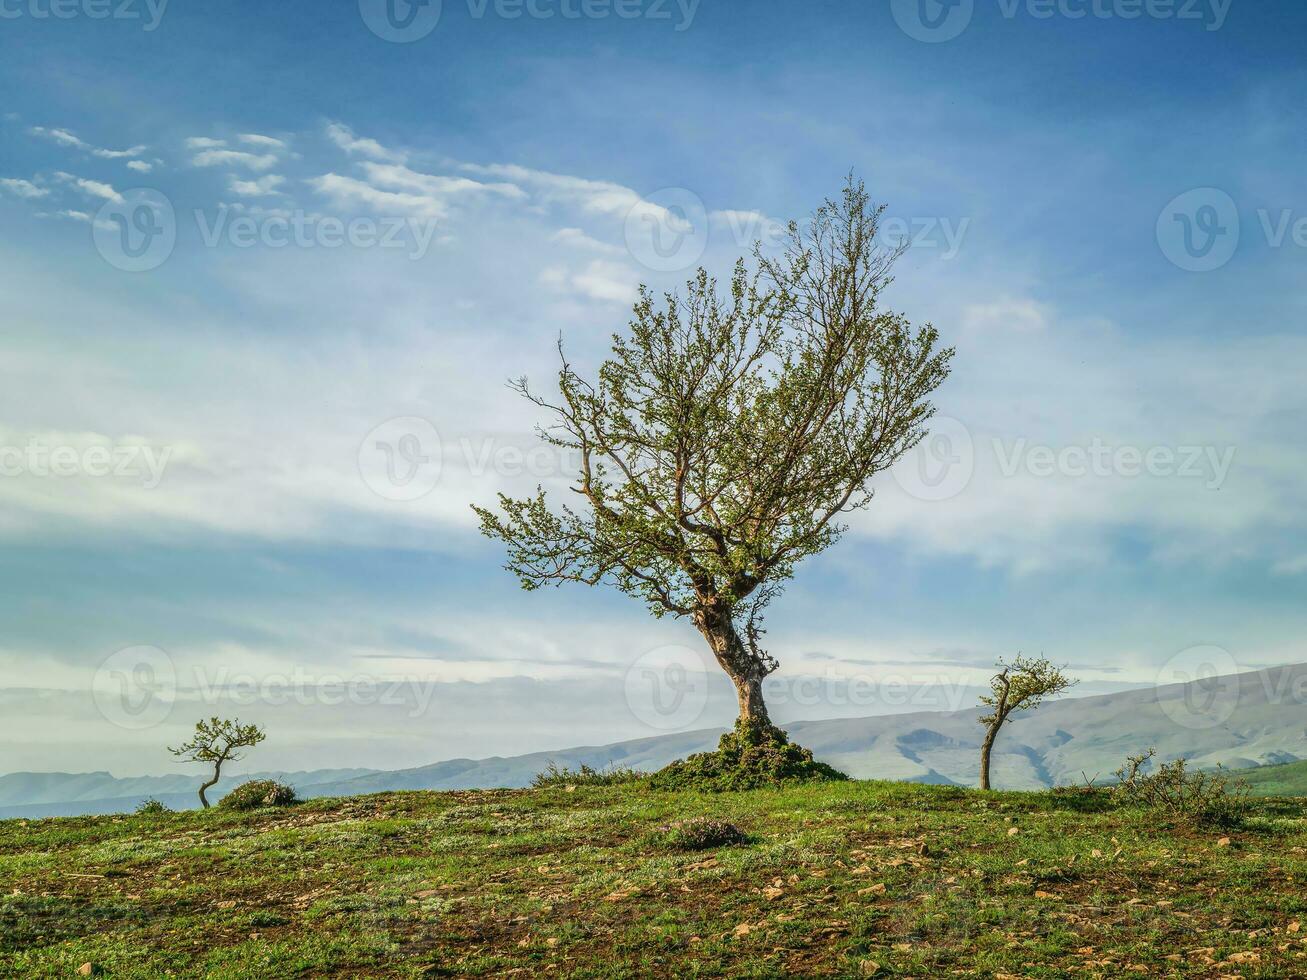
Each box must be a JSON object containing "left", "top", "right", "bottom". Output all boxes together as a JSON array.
[
  {"left": 651, "top": 817, "right": 748, "bottom": 851},
  {"left": 135, "top": 798, "right": 171, "bottom": 816},
  {"left": 219, "top": 779, "right": 298, "bottom": 811},
  {"left": 1110, "top": 748, "right": 1250, "bottom": 828},
  {"left": 531, "top": 762, "right": 646, "bottom": 788},
  {"left": 648, "top": 720, "right": 848, "bottom": 792}
]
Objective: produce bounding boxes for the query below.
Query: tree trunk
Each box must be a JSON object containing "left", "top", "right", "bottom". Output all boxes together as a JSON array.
[
  {"left": 979, "top": 725, "right": 998, "bottom": 791},
  {"left": 693, "top": 603, "right": 772, "bottom": 730},
  {"left": 198, "top": 760, "right": 223, "bottom": 809}
]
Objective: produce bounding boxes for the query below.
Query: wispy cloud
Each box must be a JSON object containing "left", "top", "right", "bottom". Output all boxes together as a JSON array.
[
  {"left": 325, "top": 122, "right": 406, "bottom": 163},
  {"left": 239, "top": 133, "right": 287, "bottom": 149},
  {"left": 0, "top": 178, "right": 48, "bottom": 200},
  {"left": 30, "top": 126, "right": 146, "bottom": 160},
  {"left": 191, "top": 149, "right": 279, "bottom": 171},
  {"left": 53, "top": 171, "right": 122, "bottom": 203},
  {"left": 228, "top": 174, "right": 286, "bottom": 197}
]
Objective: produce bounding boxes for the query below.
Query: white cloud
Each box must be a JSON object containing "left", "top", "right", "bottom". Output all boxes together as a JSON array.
[
  {"left": 359, "top": 161, "right": 524, "bottom": 201},
  {"left": 126, "top": 160, "right": 154, "bottom": 173},
  {"left": 191, "top": 149, "right": 278, "bottom": 171},
  {"left": 325, "top": 122, "right": 405, "bottom": 163},
  {"left": 53, "top": 172, "right": 122, "bottom": 203},
  {"left": 1272, "top": 555, "right": 1307, "bottom": 576},
  {"left": 550, "top": 227, "right": 623, "bottom": 254},
  {"left": 961, "top": 297, "right": 1049, "bottom": 333},
  {"left": 239, "top": 133, "right": 287, "bottom": 149},
  {"left": 185, "top": 136, "right": 227, "bottom": 149},
  {"left": 541, "top": 259, "right": 637, "bottom": 303},
  {"left": 461, "top": 161, "right": 646, "bottom": 219},
  {"left": 228, "top": 174, "right": 286, "bottom": 197},
  {"left": 30, "top": 126, "right": 146, "bottom": 159},
  {"left": 0, "top": 178, "right": 48, "bottom": 200},
  {"left": 307, "top": 172, "right": 448, "bottom": 219},
  {"left": 307, "top": 163, "right": 522, "bottom": 220}
]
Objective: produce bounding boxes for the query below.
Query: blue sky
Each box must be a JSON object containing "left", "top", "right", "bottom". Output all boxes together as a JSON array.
[{"left": 2, "top": 0, "right": 1305, "bottom": 775}]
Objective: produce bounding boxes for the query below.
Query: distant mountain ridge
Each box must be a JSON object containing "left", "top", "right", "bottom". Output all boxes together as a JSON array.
[{"left": 5, "top": 663, "right": 1305, "bottom": 818}]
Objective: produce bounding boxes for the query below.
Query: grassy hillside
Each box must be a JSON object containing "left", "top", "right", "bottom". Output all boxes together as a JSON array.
[
  {"left": 2, "top": 782, "right": 1305, "bottom": 978},
  {"left": 1240, "top": 759, "right": 1307, "bottom": 797}
]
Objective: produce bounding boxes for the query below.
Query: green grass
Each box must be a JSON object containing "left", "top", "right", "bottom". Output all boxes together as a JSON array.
[
  {"left": 1241, "top": 759, "right": 1307, "bottom": 797},
  {"left": 2, "top": 782, "right": 1305, "bottom": 977}
]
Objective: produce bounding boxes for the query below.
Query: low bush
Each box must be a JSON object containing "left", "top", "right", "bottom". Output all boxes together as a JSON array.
[
  {"left": 531, "top": 762, "right": 647, "bottom": 788},
  {"left": 1110, "top": 748, "right": 1250, "bottom": 828},
  {"left": 135, "top": 798, "right": 172, "bottom": 816},
  {"left": 219, "top": 779, "right": 298, "bottom": 811},
  {"left": 648, "top": 720, "right": 848, "bottom": 792},
  {"left": 650, "top": 817, "right": 748, "bottom": 851}
]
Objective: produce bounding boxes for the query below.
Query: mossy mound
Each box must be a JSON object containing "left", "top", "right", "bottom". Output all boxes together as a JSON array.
[
  {"left": 648, "top": 720, "right": 849, "bottom": 792},
  {"left": 219, "top": 779, "right": 298, "bottom": 811},
  {"left": 650, "top": 817, "right": 748, "bottom": 851}
]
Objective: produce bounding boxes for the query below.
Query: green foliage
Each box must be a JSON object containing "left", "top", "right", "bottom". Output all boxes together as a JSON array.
[
  {"left": 474, "top": 178, "right": 953, "bottom": 726},
  {"left": 530, "top": 763, "right": 646, "bottom": 788},
  {"left": 1110, "top": 748, "right": 1251, "bottom": 828},
  {"left": 648, "top": 720, "right": 849, "bottom": 792},
  {"left": 169, "top": 717, "right": 266, "bottom": 766},
  {"left": 649, "top": 817, "right": 748, "bottom": 851},
  {"left": 219, "top": 780, "right": 298, "bottom": 811},
  {"left": 134, "top": 798, "right": 171, "bottom": 816},
  {"left": 979, "top": 655, "right": 1077, "bottom": 728}
]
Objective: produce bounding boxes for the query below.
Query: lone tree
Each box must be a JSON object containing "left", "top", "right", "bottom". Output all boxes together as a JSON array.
[
  {"left": 475, "top": 178, "right": 953, "bottom": 745},
  {"left": 170, "top": 717, "right": 266, "bottom": 809},
  {"left": 978, "top": 655, "right": 1077, "bottom": 790}
]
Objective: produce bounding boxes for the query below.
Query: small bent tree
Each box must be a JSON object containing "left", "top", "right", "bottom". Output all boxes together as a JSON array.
[
  {"left": 475, "top": 179, "right": 953, "bottom": 757},
  {"left": 170, "top": 717, "right": 266, "bottom": 809},
  {"left": 978, "top": 656, "right": 1076, "bottom": 790}
]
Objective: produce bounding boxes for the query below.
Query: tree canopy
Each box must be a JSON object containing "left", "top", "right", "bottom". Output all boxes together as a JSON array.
[{"left": 475, "top": 178, "right": 953, "bottom": 729}]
